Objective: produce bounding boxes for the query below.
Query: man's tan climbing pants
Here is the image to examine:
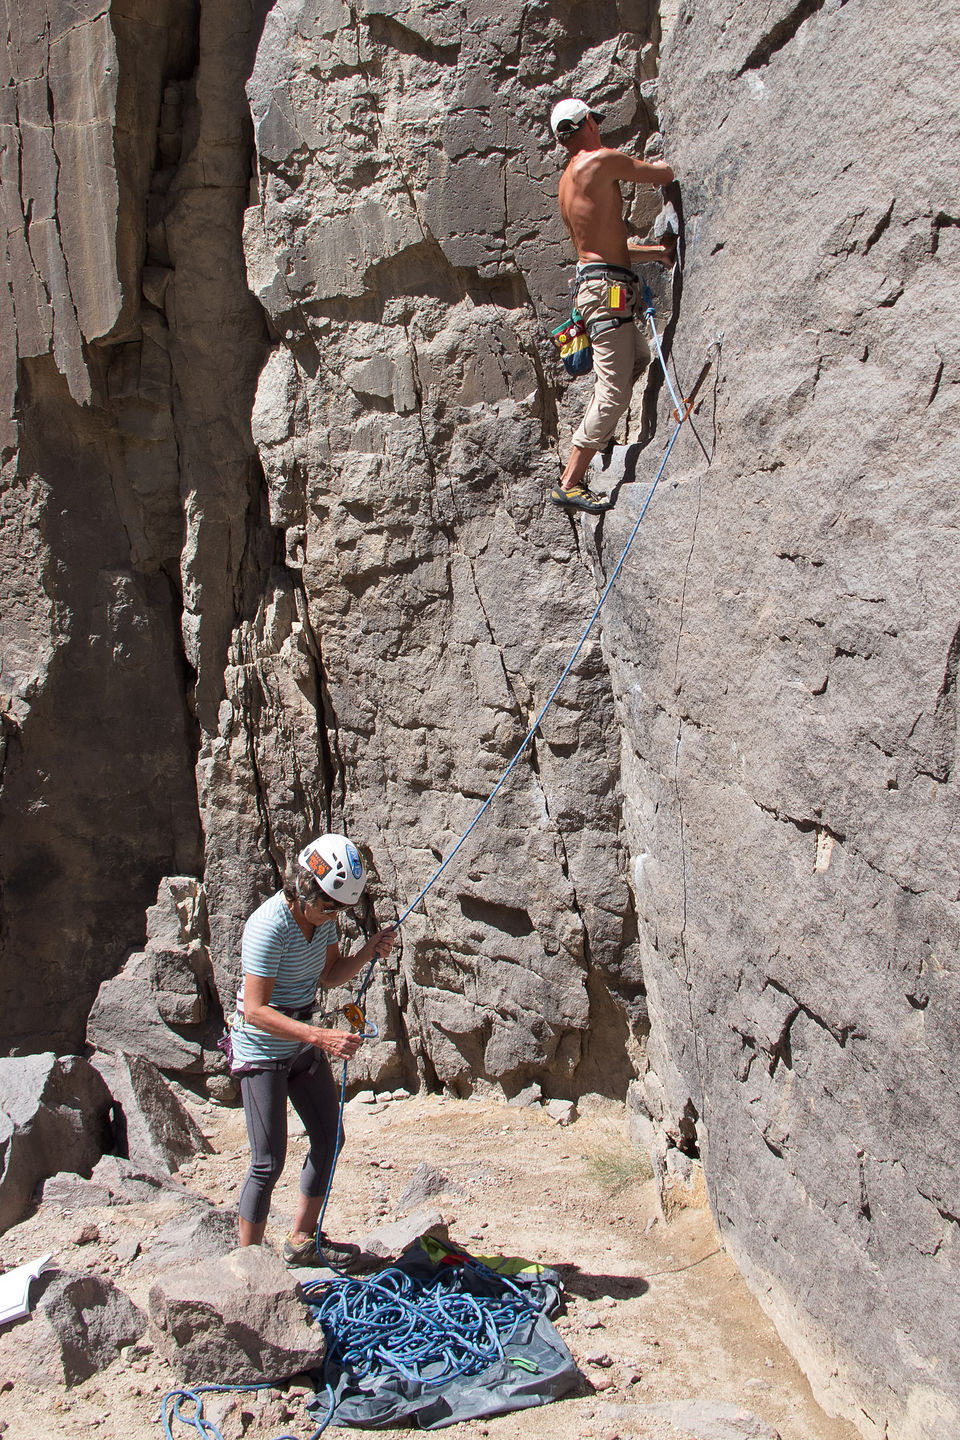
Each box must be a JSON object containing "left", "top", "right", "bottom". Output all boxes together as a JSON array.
[{"left": 571, "top": 270, "right": 651, "bottom": 452}]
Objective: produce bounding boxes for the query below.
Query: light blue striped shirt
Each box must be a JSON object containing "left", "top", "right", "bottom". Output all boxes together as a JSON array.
[{"left": 230, "top": 891, "right": 338, "bottom": 1065}]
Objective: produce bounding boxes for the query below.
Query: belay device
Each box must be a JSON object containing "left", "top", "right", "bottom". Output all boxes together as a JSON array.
[{"left": 342, "top": 1001, "right": 378, "bottom": 1038}]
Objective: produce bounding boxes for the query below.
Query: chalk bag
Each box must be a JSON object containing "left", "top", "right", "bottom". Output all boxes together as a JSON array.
[{"left": 550, "top": 308, "right": 593, "bottom": 376}]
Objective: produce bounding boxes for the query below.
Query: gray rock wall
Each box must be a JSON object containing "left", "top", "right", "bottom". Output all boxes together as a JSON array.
[
  {"left": 601, "top": 2, "right": 959, "bottom": 1436},
  {"left": 226, "top": 0, "right": 662, "bottom": 1095},
  {"left": 3, "top": 0, "right": 958, "bottom": 1434},
  {"left": 0, "top": 0, "right": 270, "bottom": 1048}
]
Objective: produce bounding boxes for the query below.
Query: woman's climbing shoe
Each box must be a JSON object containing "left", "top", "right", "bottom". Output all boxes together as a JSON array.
[
  {"left": 283, "top": 1232, "right": 363, "bottom": 1270},
  {"left": 550, "top": 483, "right": 608, "bottom": 513}
]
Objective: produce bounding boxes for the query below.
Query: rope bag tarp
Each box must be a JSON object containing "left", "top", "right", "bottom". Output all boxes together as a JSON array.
[{"left": 303, "top": 1237, "right": 578, "bottom": 1429}]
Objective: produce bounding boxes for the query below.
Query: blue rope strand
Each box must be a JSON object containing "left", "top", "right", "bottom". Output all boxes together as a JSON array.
[
  {"left": 161, "top": 1384, "right": 306, "bottom": 1440},
  {"left": 161, "top": 1384, "right": 333, "bottom": 1440},
  {"left": 313, "top": 1059, "right": 348, "bottom": 1248},
  {"left": 356, "top": 310, "right": 688, "bottom": 1004}
]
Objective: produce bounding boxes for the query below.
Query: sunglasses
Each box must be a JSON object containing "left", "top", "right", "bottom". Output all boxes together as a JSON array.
[{"left": 303, "top": 896, "right": 353, "bottom": 914}]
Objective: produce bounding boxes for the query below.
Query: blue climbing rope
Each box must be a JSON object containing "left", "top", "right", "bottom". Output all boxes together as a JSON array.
[
  {"left": 355, "top": 295, "right": 694, "bottom": 1006},
  {"left": 303, "top": 1261, "right": 534, "bottom": 1390}
]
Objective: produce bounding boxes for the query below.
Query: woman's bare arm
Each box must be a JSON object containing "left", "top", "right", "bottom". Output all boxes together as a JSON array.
[{"left": 242, "top": 972, "right": 363, "bottom": 1060}]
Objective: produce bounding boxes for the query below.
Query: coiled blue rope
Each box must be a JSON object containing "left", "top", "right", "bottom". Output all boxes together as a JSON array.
[{"left": 302, "top": 1260, "right": 534, "bottom": 1406}]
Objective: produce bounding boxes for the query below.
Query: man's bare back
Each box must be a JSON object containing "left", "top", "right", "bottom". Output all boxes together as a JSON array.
[
  {"left": 557, "top": 129, "right": 674, "bottom": 267},
  {"left": 559, "top": 148, "right": 636, "bottom": 267}
]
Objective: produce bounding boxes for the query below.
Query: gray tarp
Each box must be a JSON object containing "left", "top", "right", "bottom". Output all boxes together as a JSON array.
[{"left": 305, "top": 1240, "right": 581, "bottom": 1430}]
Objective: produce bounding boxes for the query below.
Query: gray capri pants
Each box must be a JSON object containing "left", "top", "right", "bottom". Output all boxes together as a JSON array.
[
  {"left": 238, "top": 1048, "right": 343, "bottom": 1225},
  {"left": 571, "top": 267, "right": 652, "bottom": 452}
]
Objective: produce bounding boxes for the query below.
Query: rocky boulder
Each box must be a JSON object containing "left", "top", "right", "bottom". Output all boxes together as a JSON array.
[
  {"left": 42, "top": 1153, "right": 181, "bottom": 1210},
  {"left": 148, "top": 1245, "right": 322, "bottom": 1384},
  {"left": 0, "top": 1268, "right": 146, "bottom": 1387},
  {"left": 136, "top": 1202, "right": 239, "bottom": 1274},
  {"left": 0, "top": 1054, "right": 112, "bottom": 1234},
  {"left": 91, "top": 1050, "right": 212, "bottom": 1174},
  {"left": 87, "top": 876, "right": 223, "bottom": 1083}
]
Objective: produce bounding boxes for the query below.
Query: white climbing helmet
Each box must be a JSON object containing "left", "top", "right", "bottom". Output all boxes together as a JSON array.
[{"left": 297, "top": 833, "right": 367, "bottom": 906}]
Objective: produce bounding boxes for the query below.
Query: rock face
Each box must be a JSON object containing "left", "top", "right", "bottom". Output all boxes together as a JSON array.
[
  {"left": 90, "top": 1050, "right": 213, "bottom": 1173},
  {"left": 0, "top": 0, "right": 264, "bottom": 1052},
  {"left": 599, "top": 3, "right": 960, "bottom": 1438},
  {"left": 3, "top": 1, "right": 959, "bottom": 1437}
]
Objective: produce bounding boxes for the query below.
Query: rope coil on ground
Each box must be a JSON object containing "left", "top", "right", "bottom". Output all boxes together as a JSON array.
[{"left": 303, "top": 1263, "right": 534, "bottom": 1391}]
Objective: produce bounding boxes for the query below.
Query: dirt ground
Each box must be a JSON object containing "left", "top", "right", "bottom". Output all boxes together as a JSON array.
[{"left": 0, "top": 1089, "right": 863, "bottom": 1440}]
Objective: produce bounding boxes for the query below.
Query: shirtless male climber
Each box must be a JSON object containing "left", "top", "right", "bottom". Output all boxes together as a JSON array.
[{"left": 549, "top": 98, "right": 675, "bottom": 513}]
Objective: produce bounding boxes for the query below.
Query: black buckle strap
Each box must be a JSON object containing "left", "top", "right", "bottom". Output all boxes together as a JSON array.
[
  {"left": 576, "top": 262, "right": 638, "bottom": 283},
  {"left": 587, "top": 315, "right": 633, "bottom": 340}
]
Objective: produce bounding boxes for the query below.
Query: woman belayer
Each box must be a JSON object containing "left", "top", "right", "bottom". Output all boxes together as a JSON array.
[{"left": 229, "top": 833, "right": 396, "bottom": 1267}]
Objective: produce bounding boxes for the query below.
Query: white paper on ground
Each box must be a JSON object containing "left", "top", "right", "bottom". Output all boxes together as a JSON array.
[{"left": 0, "top": 1254, "right": 53, "bottom": 1326}]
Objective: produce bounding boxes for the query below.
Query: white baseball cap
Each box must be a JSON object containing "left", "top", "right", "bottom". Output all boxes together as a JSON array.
[{"left": 550, "top": 98, "right": 604, "bottom": 140}]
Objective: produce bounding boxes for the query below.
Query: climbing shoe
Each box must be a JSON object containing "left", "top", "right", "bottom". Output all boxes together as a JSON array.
[
  {"left": 283, "top": 1232, "right": 363, "bottom": 1270},
  {"left": 550, "top": 483, "right": 607, "bottom": 514}
]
